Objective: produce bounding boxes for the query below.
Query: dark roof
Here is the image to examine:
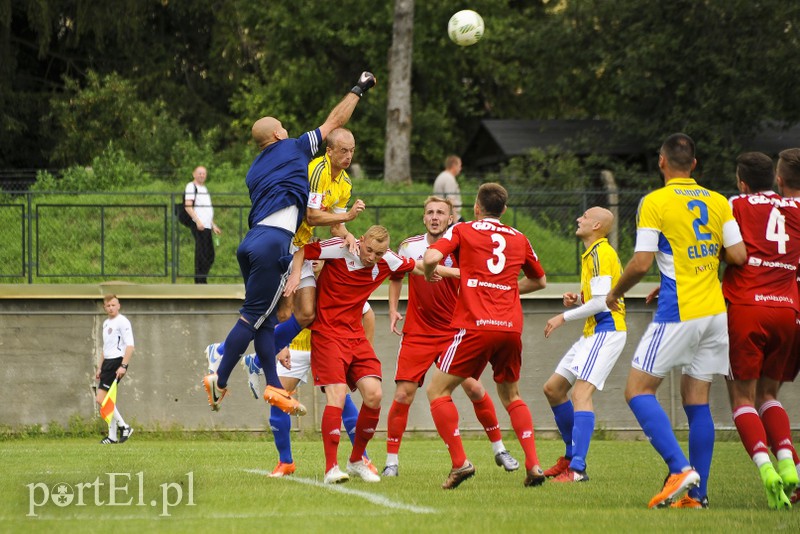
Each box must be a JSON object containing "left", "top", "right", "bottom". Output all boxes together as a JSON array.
[{"left": 745, "top": 122, "right": 800, "bottom": 154}]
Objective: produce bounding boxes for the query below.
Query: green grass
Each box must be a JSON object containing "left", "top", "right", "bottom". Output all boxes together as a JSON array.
[{"left": 2, "top": 436, "right": 798, "bottom": 532}]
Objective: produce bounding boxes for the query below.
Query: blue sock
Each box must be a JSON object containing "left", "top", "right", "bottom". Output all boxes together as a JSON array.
[
  {"left": 253, "top": 354, "right": 261, "bottom": 369},
  {"left": 216, "top": 342, "right": 224, "bottom": 355},
  {"left": 342, "top": 394, "right": 359, "bottom": 446},
  {"left": 217, "top": 319, "right": 255, "bottom": 388},
  {"left": 270, "top": 406, "right": 293, "bottom": 464},
  {"left": 253, "top": 327, "right": 281, "bottom": 388},
  {"left": 551, "top": 400, "right": 575, "bottom": 458},
  {"left": 628, "top": 394, "right": 689, "bottom": 474},
  {"left": 570, "top": 411, "right": 595, "bottom": 472},
  {"left": 684, "top": 404, "right": 713, "bottom": 499},
  {"left": 274, "top": 314, "right": 303, "bottom": 351}
]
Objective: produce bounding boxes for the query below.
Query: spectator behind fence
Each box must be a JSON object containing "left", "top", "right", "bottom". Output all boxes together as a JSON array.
[
  {"left": 432, "top": 155, "right": 463, "bottom": 222},
  {"left": 184, "top": 166, "right": 222, "bottom": 284}
]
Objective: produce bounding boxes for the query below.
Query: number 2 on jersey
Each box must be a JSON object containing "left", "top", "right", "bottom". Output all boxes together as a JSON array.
[
  {"left": 766, "top": 207, "right": 789, "bottom": 254},
  {"left": 688, "top": 200, "right": 712, "bottom": 241},
  {"left": 487, "top": 233, "right": 507, "bottom": 274}
]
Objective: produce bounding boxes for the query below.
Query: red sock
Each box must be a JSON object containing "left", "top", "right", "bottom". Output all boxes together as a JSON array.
[
  {"left": 472, "top": 392, "right": 502, "bottom": 443},
  {"left": 760, "top": 401, "right": 795, "bottom": 456},
  {"left": 430, "top": 396, "right": 467, "bottom": 468},
  {"left": 321, "top": 406, "right": 343, "bottom": 472},
  {"left": 732, "top": 405, "right": 770, "bottom": 458},
  {"left": 507, "top": 399, "right": 539, "bottom": 470},
  {"left": 349, "top": 404, "right": 380, "bottom": 463},
  {"left": 386, "top": 401, "right": 411, "bottom": 455}
]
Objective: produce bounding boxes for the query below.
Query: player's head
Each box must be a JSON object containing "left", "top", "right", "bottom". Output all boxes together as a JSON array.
[
  {"left": 445, "top": 155, "right": 462, "bottom": 175},
  {"left": 735, "top": 152, "right": 774, "bottom": 192},
  {"left": 576, "top": 206, "right": 614, "bottom": 240},
  {"left": 326, "top": 128, "right": 356, "bottom": 171},
  {"left": 475, "top": 182, "right": 508, "bottom": 219},
  {"left": 103, "top": 294, "right": 121, "bottom": 317},
  {"left": 423, "top": 196, "right": 454, "bottom": 237},
  {"left": 777, "top": 148, "right": 800, "bottom": 193},
  {"left": 359, "top": 225, "right": 390, "bottom": 268},
  {"left": 659, "top": 133, "right": 696, "bottom": 174},
  {"left": 193, "top": 166, "right": 207, "bottom": 184},
  {"left": 251, "top": 117, "right": 287, "bottom": 150}
]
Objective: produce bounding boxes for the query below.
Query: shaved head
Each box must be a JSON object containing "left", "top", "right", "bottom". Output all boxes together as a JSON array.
[
  {"left": 586, "top": 206, "right": 614, "bottom": 236},
  {"left": 252, "top": 117, "right": 285, "bottom": 150}
]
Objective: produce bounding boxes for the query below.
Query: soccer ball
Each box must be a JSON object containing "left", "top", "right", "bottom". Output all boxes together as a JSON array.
[{"left": 448, "top": 10, "right": 484, "bottom": 47}]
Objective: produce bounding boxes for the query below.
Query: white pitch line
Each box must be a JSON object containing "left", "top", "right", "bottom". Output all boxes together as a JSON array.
[{"left": 244, "top": 469, "right": 437, "bottom": 514}]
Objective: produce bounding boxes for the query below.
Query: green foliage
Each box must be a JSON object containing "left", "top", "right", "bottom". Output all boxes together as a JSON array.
[{"left": 33, "top": 143, "right": 150, "bottom": 192}]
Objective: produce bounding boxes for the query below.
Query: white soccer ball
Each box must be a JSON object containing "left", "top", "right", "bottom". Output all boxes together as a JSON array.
[{"left": 448, "top": 10, "right": 484, "bottom": 47}]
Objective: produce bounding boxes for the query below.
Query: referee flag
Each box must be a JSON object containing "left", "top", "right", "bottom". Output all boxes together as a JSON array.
[{"left": 100, "top": 380, "right": 118, "bottom": 423}]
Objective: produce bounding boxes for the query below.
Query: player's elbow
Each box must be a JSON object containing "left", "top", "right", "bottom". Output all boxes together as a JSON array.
[{"left": 724, "top": 242, "right": 747, "bottom": 266}]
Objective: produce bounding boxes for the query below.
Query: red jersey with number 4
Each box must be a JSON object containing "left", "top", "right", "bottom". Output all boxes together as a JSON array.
[
  {"left": 391, "top": 233, "right": 459, "bottom": 333},
  {"left": 305, "top": 238, "right": 417, "bottom": 338},
  {"left": 429, "top": 218, "right": 545, "bottom": 333},
  {"left": 722, "top": 192, "right": 800, "bottom": 309}
]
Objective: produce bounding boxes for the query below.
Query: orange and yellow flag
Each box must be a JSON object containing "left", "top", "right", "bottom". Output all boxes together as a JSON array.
[{"left": 99, "top": 379, "right": 118, "bottom": 423}]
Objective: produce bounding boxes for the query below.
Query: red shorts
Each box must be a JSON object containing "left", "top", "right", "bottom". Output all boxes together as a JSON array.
[
  {"left": 727, "top": 304, "right": 796, "bottom": 381},
  {"left": 310, "top": 330, "right": 381, "bottom": 391},
  {"left": 436, "top": 329, "right": 523, "bottom": 383},
  {"left": 786, "top": 314, "right": 800, "bottom": 382},
  {"left": 395, "top": 330, "right": 458, "bottom": 386}
]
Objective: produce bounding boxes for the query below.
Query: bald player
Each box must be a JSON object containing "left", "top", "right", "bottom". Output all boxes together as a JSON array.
[{"left": 541, "top": 207, "right": 627, "bottom": 483}]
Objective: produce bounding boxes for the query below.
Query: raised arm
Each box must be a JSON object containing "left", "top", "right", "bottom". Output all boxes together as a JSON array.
[{"left": 318, "top": 72, "right": 376, "bottom": 140}]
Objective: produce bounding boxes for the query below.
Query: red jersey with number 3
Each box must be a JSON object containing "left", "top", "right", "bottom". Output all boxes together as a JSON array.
[
  {"left": 722, "top": 192, "right": 800, "bottom": 309},
  {"left": 429, "top": 218, "right": 545, "bottom": 333}
]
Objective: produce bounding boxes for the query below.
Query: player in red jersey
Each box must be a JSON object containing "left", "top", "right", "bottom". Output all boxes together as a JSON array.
[
  {"left": 423, "top": 183, "right": 547, "bottom": 489},
  {"left": 382, "top": 196, "right": 520, "bottom": 477},
  {"left": 722, "top": 152, "right": 800, "bottom": 509},
  {"left": 284, "top": 225, "right": 454, "bottom": 484}
]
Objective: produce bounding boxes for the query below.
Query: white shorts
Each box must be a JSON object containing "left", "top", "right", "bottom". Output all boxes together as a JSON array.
[
  {"left": 289, "top": 244, "right": 318, "bottom": 290},
  {"left": 555, "top": 330, "right": 626, "bottom": 390},
  {"left": 278, "top": 349, "right": 311, "bottom": 384},
  {"left": 631, "top": 313, "right": 730, "bottom": 381}
]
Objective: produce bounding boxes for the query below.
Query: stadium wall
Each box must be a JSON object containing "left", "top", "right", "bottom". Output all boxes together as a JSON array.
[{"left": 2, "top": 283, "right": 798, "bottom": 434}]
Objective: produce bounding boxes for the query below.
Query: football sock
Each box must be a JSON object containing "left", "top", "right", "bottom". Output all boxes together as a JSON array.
[
  {"left": 270, "top": 406, "right": 293, "bottom": 464},
  {"left": 253, "top": 326, "right": 281, "bottom": 388},
  {"left": 685, "top": 403, "right": 713, "bottom": 499},
  {"left": 430, "top": 396, "right": 467, "bottom": 468},
  {"left": 274, "top": 314, "right": 302, "bottom": 352},
  {"left": 216, "top": 342, "right": 225, "bottom": 355},
  {"left": 472, "top": 392, "right": 503, "bottom": 443},
  {"left": 507, "top": 399, "right": 540, "bottom": 470},
  {"left": 321, "top": 406, "right": 343, "bottom": 472},
  {"left": 732, "top": 405, "right": 771, "bottom": 461},
  {"left": 628, "top": 394, "right": 689, "bottom": 474},
  {"left": 113, "top": 408, "right": 127, "bottom": 429},
  {"left": 386, "top": 400, "right": 411, "bottom": 456},
  {"left": 217, "top": 319, "right": 255, "bottom": 388},
  {"left": 759, "top": 400, "right": 795, "bottom": 459},
  {"left": 108, "top": 412, "right": 119, "bottom": 441},
  {"left": 570, "top": 411, "right": 595, "bottom": 472},
  {"left": 342, "top": 394, "right": 359, "bottom": 445},
  {"left": 349, "top": 405, "right": 380, "bottom": 463},
  {"left": 551, "top": 399, "right": 575, "bottom": 458}
]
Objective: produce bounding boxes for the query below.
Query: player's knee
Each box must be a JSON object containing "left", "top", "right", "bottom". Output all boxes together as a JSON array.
[{"left": 294, "top": 307, "right": 315, "bottom": 328}]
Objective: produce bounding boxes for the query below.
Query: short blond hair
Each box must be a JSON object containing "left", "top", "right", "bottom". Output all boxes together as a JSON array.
[
  {"left": 362, "top": 225, "right": 390, "bottom": 245},
  {"left": 103, "top": 294, "right": 118, "bottom": 304},
  {"left": 424, "top": 195, "right": 454, "bottom": 215}
]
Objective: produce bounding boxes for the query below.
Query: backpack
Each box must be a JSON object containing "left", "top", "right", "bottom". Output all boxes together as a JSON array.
[{"left": 174, "top": 183, "right": 197, "bottom": 228}]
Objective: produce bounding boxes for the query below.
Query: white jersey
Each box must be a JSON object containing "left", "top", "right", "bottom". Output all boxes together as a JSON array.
[
  {"left": 185, "top": 182, "right": 214, "bottom": 228},
  {"left": 103, "top": 314, "right": 134, "bottom": 359}
]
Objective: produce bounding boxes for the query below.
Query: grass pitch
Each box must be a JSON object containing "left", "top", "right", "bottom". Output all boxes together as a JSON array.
[{"left": 2, "top": 435, "right": 799, "bottom": 532}]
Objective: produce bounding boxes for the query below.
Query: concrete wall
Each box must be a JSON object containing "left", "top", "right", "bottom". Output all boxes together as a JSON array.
[{"left": 2, "top": 283, "right": 799, "bottom": 434}]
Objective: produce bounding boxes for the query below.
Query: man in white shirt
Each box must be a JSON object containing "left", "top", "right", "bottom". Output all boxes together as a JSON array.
[
  {"left": 432, "top": 155, "right": 463, "bottom": 222},
  {"left": 185, "top": 166, "right": 222, "bottom": 283}
]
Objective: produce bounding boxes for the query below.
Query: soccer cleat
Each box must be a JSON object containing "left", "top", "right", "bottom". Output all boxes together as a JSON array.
[
  {"left": 264, "top": 385, "right": 307, "bottom": 416},
  {"left": 347, "top": 459, "right": 381, "bottom": 482},
  {"left": 552, "top": 467, "right": 589, "bottom": 483},
  {"left": 524, "top": 466, "right": 546, "bottom": 487},
  {"left": 99, "top": 437, "right": 117, "bottom": 445},
  {"left": 495, "top": 450, "right": 520, "bottom": 472},
  {"left": 442, "top": 461, "right": 476, "bottom": 489},
  {"left": 790, "top": 486, "right": 800, "bottom": 505},
  {"left": 382, "top": 464, "right": 399, "bottom": 477},
  {"left": 268, "top": 461, "right": 296, "bottom": 478},
  {"left": 323, "top": 465, "right": 349, "bottom": 485},
  {"left": 362, "top": 456, "right": 379, "bottom": 475},
  {"left": 670, "top": 495, "right": 709, "bottom": 509},
  {"left": 118, "top": 426, "right": 134, "bottom": 444},
  {"left": 648, "top": 469, "right": 701, "bottom": 509},
  {"left": 759, "top": 463, "right": 791, "bottom": 510},
  {"left": 776, "top": 457, "right": 799, "bottom": 496},
  {"left": 205, "top": 343, "right": 222, "bottom": 374},
  {"left": 203, "top": 373, "right": 227, "bottom": 411},
  {"left": 241, "top": 353, "right": 262, "bottom": 400},
  {"left": 543, "top": 456, "right": 571, "bottom": 478}
]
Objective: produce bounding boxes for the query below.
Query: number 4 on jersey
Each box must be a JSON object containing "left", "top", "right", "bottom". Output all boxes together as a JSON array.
[{"left": 766, "top": 207, "right": 789, "bottom": 254}]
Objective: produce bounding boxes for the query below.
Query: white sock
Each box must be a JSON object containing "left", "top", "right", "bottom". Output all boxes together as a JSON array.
[
  {"left": 776, "top": 449, "right": 793, "bottom": 462},
  {"left": 114, "top": 408, "right": 127, "bottom": 429},
  {"left": 108, "top": 415, "right": 119, "bottom": 441},
  {"left": 386, "top": 453, "right": 399, "bottom": 466},
  {"left": 491, "top": 440, "right": 506, "bottom": 455},
  {"left": 752, "top": 451, "right": 770, "bottom": 468}
]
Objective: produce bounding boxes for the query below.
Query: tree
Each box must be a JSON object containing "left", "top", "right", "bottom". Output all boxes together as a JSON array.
[{"left": 383, "top": 0, "right": 414, "bottom": 185}]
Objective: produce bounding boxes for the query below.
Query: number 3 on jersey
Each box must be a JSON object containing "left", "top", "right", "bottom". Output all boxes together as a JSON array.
[
  {"left": 766, "top": 207, "right": 789, "bottom": 254},
  {"left": 487, "top": 233, "right": 507, "bottom": 274}
]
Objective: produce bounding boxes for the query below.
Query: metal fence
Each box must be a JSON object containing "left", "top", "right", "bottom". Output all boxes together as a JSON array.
[{"left": 0, "top": 189, "right": 678, "bottom": 283}]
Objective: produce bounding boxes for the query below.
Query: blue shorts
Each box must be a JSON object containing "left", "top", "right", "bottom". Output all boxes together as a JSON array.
[{"left": 237, "top": 225, "right": 293, "bottom": 326}]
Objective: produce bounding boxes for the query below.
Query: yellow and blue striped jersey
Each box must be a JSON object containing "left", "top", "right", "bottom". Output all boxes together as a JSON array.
[
  {"left": 290, "top": 328, "right": 311, "bottom": 352},
  {"left": 293, "top": 154, "right": 352, "bottom": 248},
  {"left": 581, "top": 238, "right": 626, "bottom": 337},
  {"left": 636, "top": 178, "right": 735, "bottom": 322}
]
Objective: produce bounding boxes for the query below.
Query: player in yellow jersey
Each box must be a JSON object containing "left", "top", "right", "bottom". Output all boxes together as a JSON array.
[
  {"left": 606, "top": 133, "right": 747, "bottom": 508},
  {"left": 542, "top": 207, "right": 626, "bottom": 483}
]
